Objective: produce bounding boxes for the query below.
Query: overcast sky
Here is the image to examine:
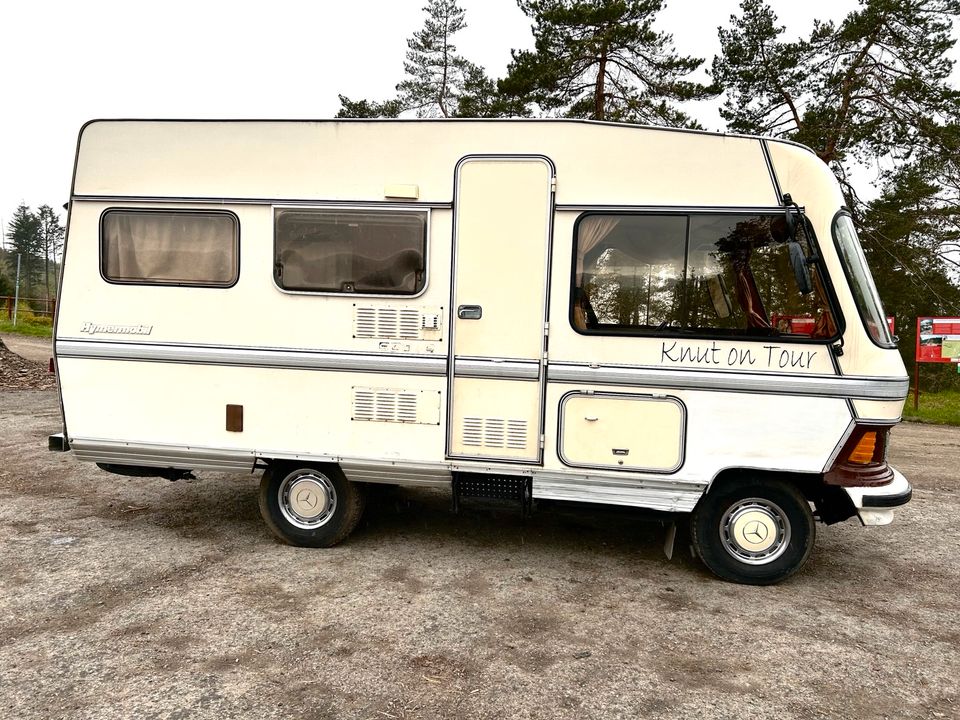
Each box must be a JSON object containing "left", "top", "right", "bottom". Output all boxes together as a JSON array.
[{"left": 0, "top": 0, "right": 956, "bottom": 234}]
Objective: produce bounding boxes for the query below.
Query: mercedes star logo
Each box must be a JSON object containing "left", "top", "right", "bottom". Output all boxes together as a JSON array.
[
  {"left": 744, "top": 520, "right": 769, "bottom": 543},
  {"left": 297, "top": 489, "right": 318, "bottom": 509}
]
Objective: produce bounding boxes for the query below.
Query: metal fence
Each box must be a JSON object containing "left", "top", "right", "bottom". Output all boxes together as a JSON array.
[{"left": 2, "top": 296, "right": 56, "bottom": 322}]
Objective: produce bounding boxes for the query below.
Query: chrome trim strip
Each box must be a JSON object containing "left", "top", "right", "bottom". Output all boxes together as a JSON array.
[
  {"left": 548, "top": 362, "right": 910, "bottom": 401},
  {"left": 454, "top": 357, "right": 540, "bottom": 381},
  {"left": 56, "top": 339, "right": 448, "bottom": 376},
  {"left": 73, "top": 195, "right": 453, "bottom": 209},
  {"left": 340, "top": 461, "right": 452, "bottom": 488},
  {"left": 70, "top": 438, "right": 255, "bottom": 472},
  {"left": 532, "top": 472, "right": 704, "bottom": 512},
  {"left": 555, "top": 204, "right": 793, "bottom": 214}
]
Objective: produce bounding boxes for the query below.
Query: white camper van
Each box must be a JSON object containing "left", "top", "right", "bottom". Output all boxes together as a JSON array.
[{"left": 50, "top": 119, "right": 912, "bottom": 584}]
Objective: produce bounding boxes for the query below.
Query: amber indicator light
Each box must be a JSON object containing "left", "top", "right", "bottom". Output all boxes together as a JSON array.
[{"left": 847, "top": 431, "right": 877, "bottom": 464}]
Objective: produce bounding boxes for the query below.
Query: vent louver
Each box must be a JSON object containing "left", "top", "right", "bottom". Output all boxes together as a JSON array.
[
  {"left": 354, "top": 306, "right": 422, "bottom": 340},
  {"left": 353, "top": 389, "right": 419, "bottom": 423},
  {"left": 461, "top": 417, "right": 528, "bottom": 450}
]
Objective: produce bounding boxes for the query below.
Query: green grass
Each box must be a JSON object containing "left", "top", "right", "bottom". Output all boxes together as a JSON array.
[
  {"left": 903, "top": 388, "right": 960, "bottom": 426},
  {"left": 0, "top": 318, "right": 53, "bottom": 338}
]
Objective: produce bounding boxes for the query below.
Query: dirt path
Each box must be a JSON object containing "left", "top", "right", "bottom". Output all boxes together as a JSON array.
[
  {"left": 1, "top": 389, "right": 957, "bottom": 719},
  {"left": 0, "top": 332, "right": 53, "bottom": 364}
]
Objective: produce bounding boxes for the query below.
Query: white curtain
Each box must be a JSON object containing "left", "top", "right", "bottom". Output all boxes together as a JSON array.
[
  {"left": 576, "top": 216, "right": 619, "bottom": 285},
  {"left": 104, "top": 213, "right": 235, "bottom": 284}
]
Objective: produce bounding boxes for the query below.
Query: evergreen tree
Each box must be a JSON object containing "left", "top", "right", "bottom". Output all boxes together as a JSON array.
[
  {"left": 714, "top": 0, "right": 960, "bottom": 176},
  {"left": 500, "top": 0, "right": 717, "bottom": 125},
  {"left": 336, "top": 0, "right": 500, "bottom": 119},
  {"left": 37, "top": 205, "right": 65, "bottom": 299},
  {"left": 5, "top": 203, "right": 42, "bottom": 298},
  {"left": 335, "top": 95, "right": 402, "bottom": 119}
]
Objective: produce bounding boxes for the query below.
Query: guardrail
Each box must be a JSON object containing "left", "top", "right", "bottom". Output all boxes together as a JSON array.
[{"left": 2, "top": 296, "right": 56, "bottom": 321}]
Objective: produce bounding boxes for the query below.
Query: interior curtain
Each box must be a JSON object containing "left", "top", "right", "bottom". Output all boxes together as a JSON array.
[
  {"left": 575, "top": 216, "right": 620, "bottom": 285},
  {"left": 105, "top": 213, "right": 233, "bottom": 283}
]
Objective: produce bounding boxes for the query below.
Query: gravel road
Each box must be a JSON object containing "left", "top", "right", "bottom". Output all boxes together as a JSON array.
[{"left": 1, "top": 389, "right": 957, "bottom": 720}]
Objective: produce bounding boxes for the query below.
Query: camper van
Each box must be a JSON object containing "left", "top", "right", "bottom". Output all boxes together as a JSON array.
[{"left": 49, "top": 119, "right": 912, "bottom": 584}]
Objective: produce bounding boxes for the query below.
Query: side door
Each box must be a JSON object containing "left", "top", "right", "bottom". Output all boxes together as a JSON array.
[{"left": 446, "top": 156, "right": 555, "bottom": 463}]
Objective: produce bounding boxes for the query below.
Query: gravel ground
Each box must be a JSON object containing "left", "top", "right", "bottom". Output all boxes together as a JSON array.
[
  {"left": 0, "top": 389, "right": 958, "bottom": 720},
  {"left": 0, "top": 337, "right": 56, "bottom": 390}
]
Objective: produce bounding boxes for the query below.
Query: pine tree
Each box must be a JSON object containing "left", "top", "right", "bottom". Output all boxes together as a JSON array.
[
  {"left": 336, "top": 0, "right": 499, "bottom": 119},
  {"left": 500, "top": 0, "right": 717, "bottom": 125},
  {"left": 5, "top": 203, "right": 42, "bottom": 298},
  {"left": 36, "top": 205, "right": 65, "bottom": 300}
]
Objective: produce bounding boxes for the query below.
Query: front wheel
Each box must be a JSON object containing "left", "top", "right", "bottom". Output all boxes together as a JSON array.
[
  {"left": 691, "top": 478, "right": 815, "bottom": 585},
  {"left": 258, "top": 464, "right": 365, "bottom": 548}
]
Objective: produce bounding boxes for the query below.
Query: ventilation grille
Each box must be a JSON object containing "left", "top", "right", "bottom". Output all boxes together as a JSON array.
[
  {"left": 355, "top": 307, "right": 421, "bottom": 340},
  {"left": 462, "top": 417, "right": 528, "bottom": 450},
  {"left": 353, "top": 389, "right": 419, "bottom": 423}
]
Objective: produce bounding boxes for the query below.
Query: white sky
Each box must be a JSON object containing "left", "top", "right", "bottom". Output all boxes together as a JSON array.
[{"left": 0, "top": 0, "right": 956, "bottom": 234}]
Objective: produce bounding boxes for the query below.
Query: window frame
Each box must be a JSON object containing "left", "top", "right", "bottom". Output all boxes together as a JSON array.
[
  {"left": 568, "top": 208, "right": 845, "bottom": 345},
  {"left": 830, "top": 209, "right": 896, "bottom": 349},
  {"left": 99, "top": 207, "right": 240, "bottom": 289},
  {"left": 272, "top": 204, "right": 431, "bottom": 298}
]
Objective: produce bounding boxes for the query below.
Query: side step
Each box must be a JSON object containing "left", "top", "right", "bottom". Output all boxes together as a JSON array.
[{"left": 452, "top": 473, "right": 532, "bottom": 517}]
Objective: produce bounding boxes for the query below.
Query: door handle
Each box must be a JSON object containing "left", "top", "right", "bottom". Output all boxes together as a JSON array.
[{"left": 457, "top": 305, "right": 482, "bottom": 320}]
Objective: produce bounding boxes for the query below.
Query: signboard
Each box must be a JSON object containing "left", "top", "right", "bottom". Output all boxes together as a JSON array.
[{"left": 916, "top": 317, "right": 960, "bottom": 363}]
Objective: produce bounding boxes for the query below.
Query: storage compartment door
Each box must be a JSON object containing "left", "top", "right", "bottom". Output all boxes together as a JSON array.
[{"left": 560, "top": 393, "right": 685, "bottom": 472}]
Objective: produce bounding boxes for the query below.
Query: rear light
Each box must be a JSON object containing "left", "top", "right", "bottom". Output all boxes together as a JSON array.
[
  {"left": 825, "top": 424, "right": 894, "bottom": 487},
  {"left": 847, "top": 432, "right": 877, "bottom": 464}
]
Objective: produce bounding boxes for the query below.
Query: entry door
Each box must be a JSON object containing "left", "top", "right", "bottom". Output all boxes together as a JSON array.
[{"left": 447, "top": 156, "right": 554, "bottom": 463}]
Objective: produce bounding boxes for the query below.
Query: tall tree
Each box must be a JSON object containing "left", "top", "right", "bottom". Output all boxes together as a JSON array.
[
  {"left": 5, "top": 203, "right": 42, "bottom": 298},
  {"left": 336, "top": 0, "right": 500, "bottom": 118},
  {"left": 500, "top": 0, "right": 717, "bottom": 125},
  {"left": 714, "top": 0, "right": 960, "bottom": 181},
  {"left": 36, "top": 205, "right": 65, "bottom": 300}
]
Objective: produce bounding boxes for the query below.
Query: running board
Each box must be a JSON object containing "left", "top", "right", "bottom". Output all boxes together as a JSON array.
[{"left": 452, "top": 473, "right": 532, "bottom": 518}]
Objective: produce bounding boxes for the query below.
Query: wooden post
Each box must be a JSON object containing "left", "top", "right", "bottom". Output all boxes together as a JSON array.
[
  {"left": 5, "top": 296, "right": 12, "bottom": 320},
  {"left": 914, "top": 364, "right": 920, "bottom": 411}
]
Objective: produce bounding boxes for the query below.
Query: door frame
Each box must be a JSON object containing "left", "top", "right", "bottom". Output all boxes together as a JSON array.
[{"left": 445, "top": 154, "right": 557, "bottom": 464}]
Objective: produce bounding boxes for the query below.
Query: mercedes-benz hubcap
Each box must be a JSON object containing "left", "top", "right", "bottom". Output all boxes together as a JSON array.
[
  {"left": 279, "top": 472, "right": 337, "bottom": 529},
  {"left": 720, "top": 498, "right": 791, "bottom": 565}
]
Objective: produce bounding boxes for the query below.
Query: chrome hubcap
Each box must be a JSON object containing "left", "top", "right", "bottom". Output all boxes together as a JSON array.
[
  {"left": 720, "top": 498, "right": 791, "bottom": 565},
  {"left": 279, "top": 472, "right": 337, "bottom": 529}
]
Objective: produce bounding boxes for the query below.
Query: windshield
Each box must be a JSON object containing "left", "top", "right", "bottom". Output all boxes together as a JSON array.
[{"left": 833, "top": 214, "right": 894, "bottom": 347}]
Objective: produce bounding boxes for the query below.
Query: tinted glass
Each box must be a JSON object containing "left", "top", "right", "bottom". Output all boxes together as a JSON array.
[
  {"left": 275, "top": 209, "right": 427, "bottom": 294},
  {"left": 573, "top": 213, "right": 837, "bottom": 339},
  {"left": 833, "top": 214, "right": 893, "bottom": 346}
]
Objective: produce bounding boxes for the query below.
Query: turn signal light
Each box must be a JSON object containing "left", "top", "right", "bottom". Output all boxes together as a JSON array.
[
  {"left": 848, "top": 432, "right": 877, "bottom": 464},
  {"left": 825, "top": 424, "right": 893, "bottom": 487}
]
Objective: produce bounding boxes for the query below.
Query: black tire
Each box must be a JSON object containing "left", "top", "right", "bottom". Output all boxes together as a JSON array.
[
  {"left": 691, "top": 478, "right": 815, "bottom": 585},
  {"left": 258, "top": 464, "right": 365, "bottom": 548}
]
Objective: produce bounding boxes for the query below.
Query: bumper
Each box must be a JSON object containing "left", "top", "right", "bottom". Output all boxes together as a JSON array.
[{"left": 842, "top": 467, "right": 912, "bottom": 526}]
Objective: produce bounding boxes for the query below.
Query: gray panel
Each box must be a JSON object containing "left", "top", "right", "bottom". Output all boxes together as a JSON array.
[
  {"left": 340, "top": 462, "right": 452, "bottom": 487},
  {"left": 70, "top": 438, "right": 255, "bottom": 472},
  {"left": 454, "top": 357, "right": 540, "bottom": 381},
  {"left": 532, "top": 472, "right": 704, "bottom": 512},
  {"left": 548, "top": 362, "right": 909, "bottom": 401},
  {"left": 57, "top": 340, "right": 447, "bottom": 376}
]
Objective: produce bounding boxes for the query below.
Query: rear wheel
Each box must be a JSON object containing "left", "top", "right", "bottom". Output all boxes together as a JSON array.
[
  {"left": 258, "top": 464, "right": 365, "bottom": 548},
  {"left": 691, "top": 478, "right": 815, "bottom": 585}
]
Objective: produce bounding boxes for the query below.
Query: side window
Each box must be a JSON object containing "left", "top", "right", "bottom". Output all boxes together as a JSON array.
[
  {"left": 101, "top": 210, "right": 239, "bottom": 287},
  {"left": 572, "top": 212, "right": 837, "bottom": 340},
  {"left": 275, "top": 209, "right": 427, "bottom": 295}
]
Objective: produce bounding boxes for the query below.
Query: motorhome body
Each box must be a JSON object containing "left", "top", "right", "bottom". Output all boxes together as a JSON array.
[{"left": 50, "top": 119, "right": 912, "bottom": 584}]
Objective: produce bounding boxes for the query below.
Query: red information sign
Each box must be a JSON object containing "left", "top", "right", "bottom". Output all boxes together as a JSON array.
[{"left": 916, "top": 317, "right": 960, "bottom": 363}]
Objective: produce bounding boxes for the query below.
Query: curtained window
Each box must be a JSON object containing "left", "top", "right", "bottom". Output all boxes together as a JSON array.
[{"left": 101, "top": 210, "right": 238, "bottom": 287}]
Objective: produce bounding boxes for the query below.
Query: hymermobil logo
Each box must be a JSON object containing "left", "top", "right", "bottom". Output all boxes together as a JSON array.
[{"left": 81, "top": 322, "right": 153, "bottom": 336}]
